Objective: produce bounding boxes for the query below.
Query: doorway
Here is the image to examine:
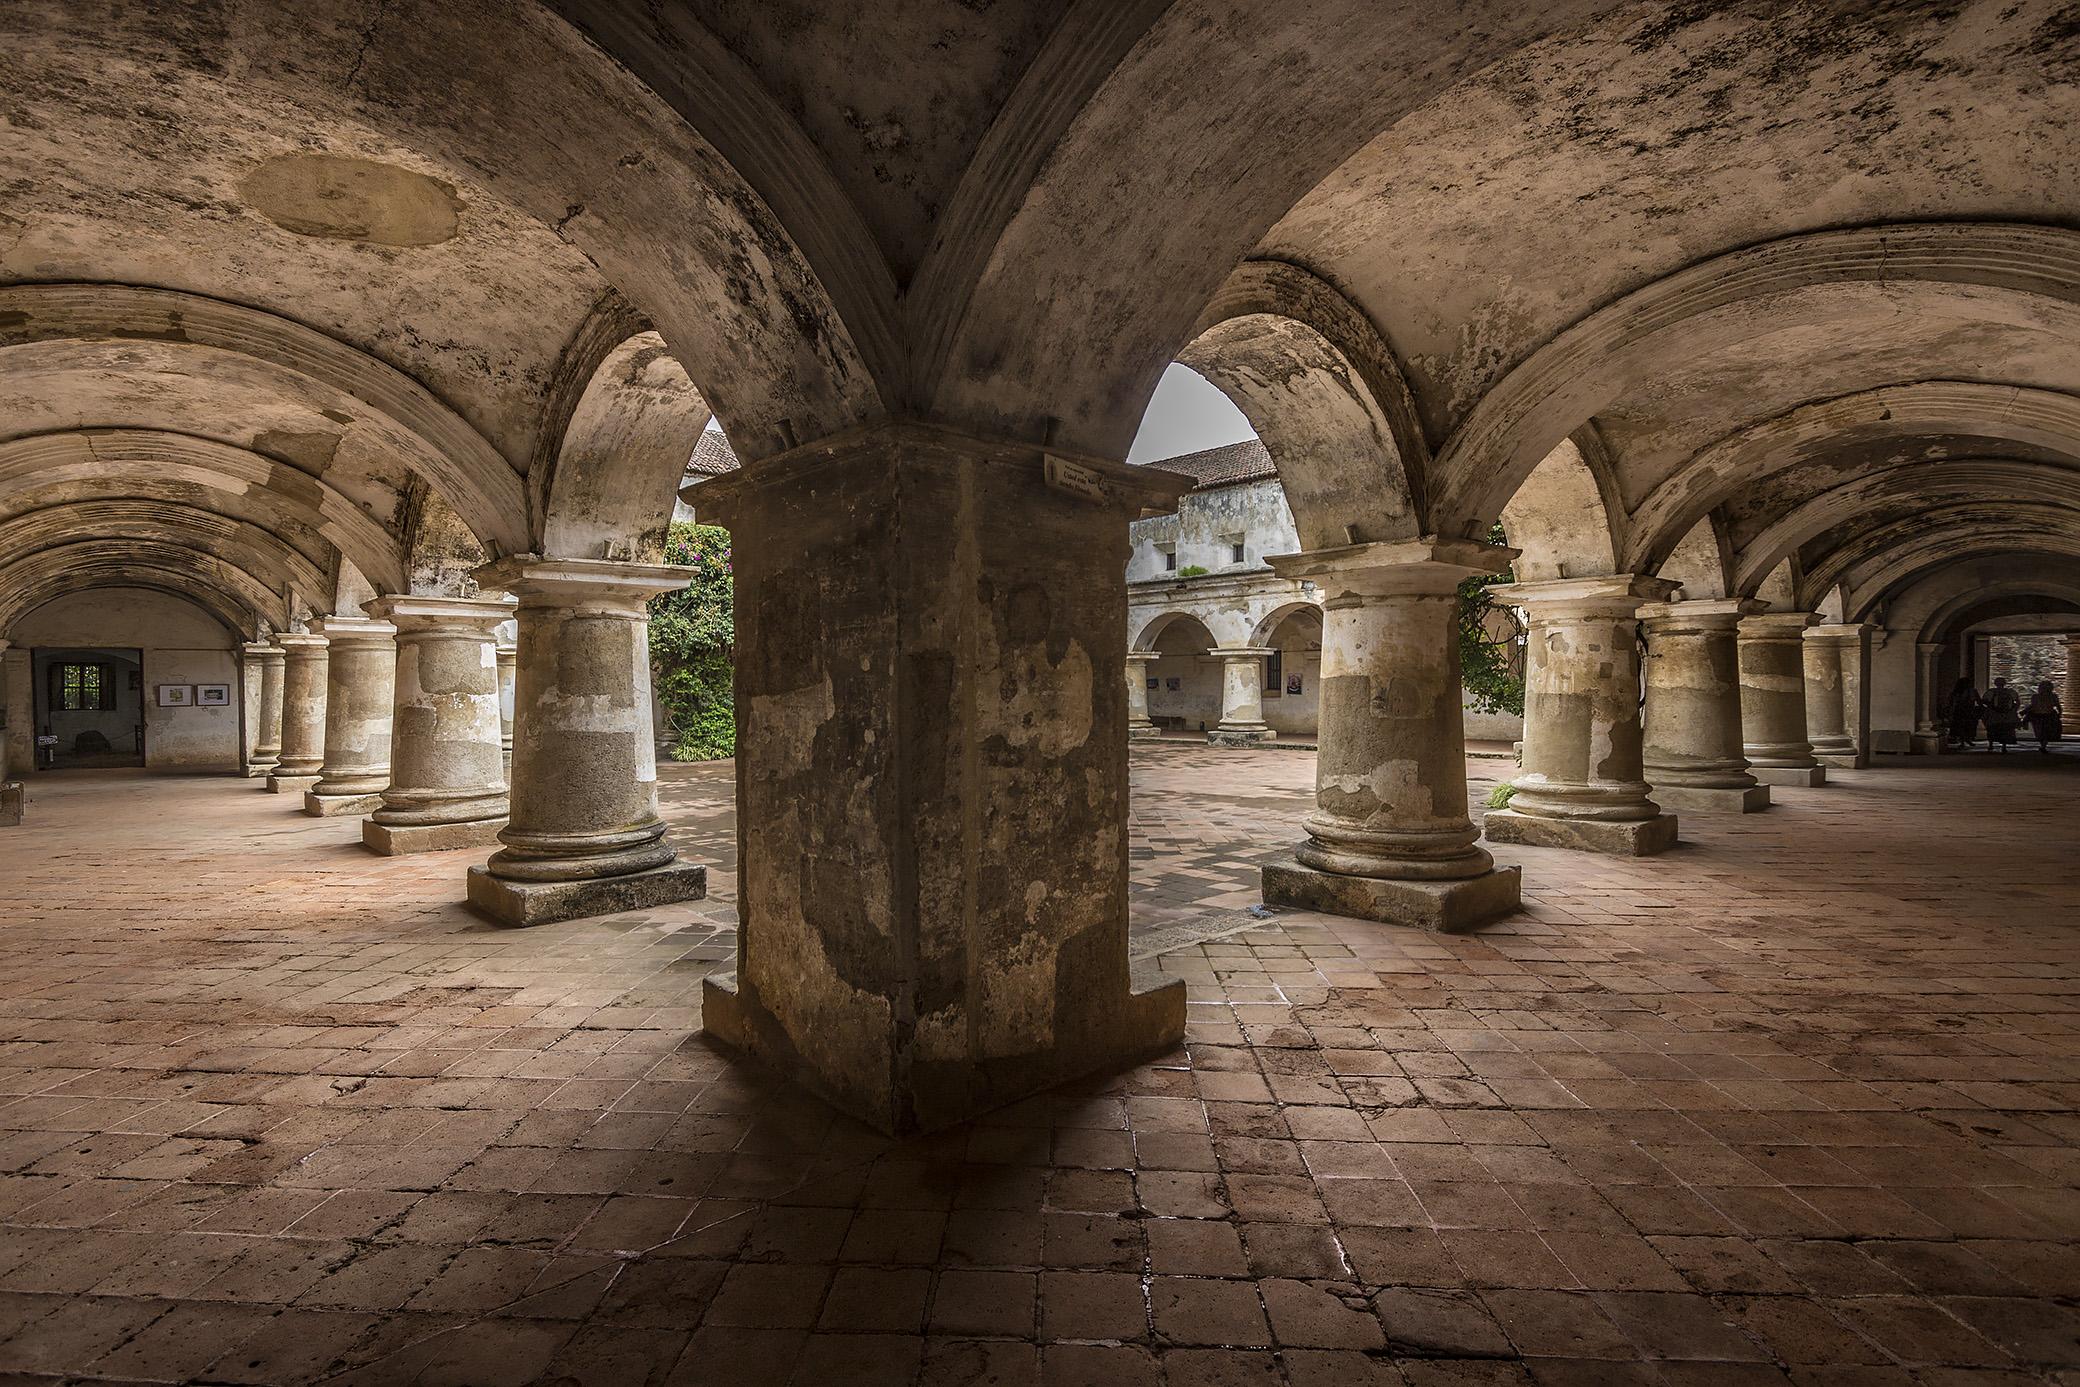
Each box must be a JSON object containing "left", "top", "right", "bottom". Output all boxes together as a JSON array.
[{"left": 32, "top": 648, "right": 145, "bottom": 769}]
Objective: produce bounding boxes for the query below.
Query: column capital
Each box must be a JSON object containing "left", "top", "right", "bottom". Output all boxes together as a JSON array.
[
  {"left": 241, "top": 640, "right": 285, "bottom": 658},
  {"left": 309, "top": 614, "right": 397, "bottom": 646},
  {"left": 1805, "top": 622, "right": 1871, "bottom": 642},
  {"left": 474, "top": 555, "right": 689, "bottom": 614},
  {"left": 1211, "top": 646, "right": 1277, "bottom": 660},
  {"left": 1489, "top": 573, "right": 1680, "bottom": 617},
  {"left": 1915, "top": 640, "right": 1944, "bottom": 654},
  {"left": 1738, "top": 610, "right": 1819, "bottom": 639},
  {"left": 1267, "top": 537, "right": 1514, "bottom": 598},
  {"left": 1125, "top": 650, "right": 1161, "bottom": 665},
  {"left": 276, "top": 630, "right": 329, "bottom": 652},
  {"left": 1637, "top": 597, "right": 1765, "bottom": 629},
  {"left": 362, "top": 594, "right": 516, "bottom": 633}
]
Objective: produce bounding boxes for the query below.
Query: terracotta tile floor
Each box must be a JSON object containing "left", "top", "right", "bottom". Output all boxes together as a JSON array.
[{"left": 0, "top": 746, "right": 2075, "bottom": 1384}]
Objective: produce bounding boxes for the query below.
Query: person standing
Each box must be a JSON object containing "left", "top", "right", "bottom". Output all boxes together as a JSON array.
[
  {"left": 1946, "top": 675, "right": 1983, "bottom": 750},
  {"left": 1984, "top": 677, "right": 2022, "bottom": 754},
  {"left": 2025, "top": 679, "right": 2064, "bottom": 753}
]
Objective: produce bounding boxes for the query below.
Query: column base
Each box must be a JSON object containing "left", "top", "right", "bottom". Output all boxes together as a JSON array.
[
  {"left": 0, "top": 782, "right": 22, "bottom": 827},
  {"left": 304, "top": 790, "right": 383, "bottom": 818},
  {"left": 1816, "top": 753, "right": 1865, "bottom": 770},
  {"left": 1207, "top": 727, "right": 1276, "bottom": 747},
  {"left": 1128, "top": 724, "right": 1164, "bottom": 741},
  {"left": 1910, "top": 733, "right": 1947, "bottom": 756},
  {"left": 364, "top": 817, "right": 508, "bottom": 856},
  {"left": 700, "top": 968, "right": 1186, "bottom": 1135},
  {"left": 1647, "top": 783, "right": 1770, "bottom": 814},
  {"left": 265, "top": 773, "right": 320, "bottom": 795},
  {"left": 1749, "top": 765, "right": 1826, "bottom": 787},
  {"left": 1484, "top": 808, "right": 1678, "bottom": 857},
  {"left": 1262, "top": 857, "right": 1520, "bottom": 933},
  {"left": 242, "top": 763, "right": 277, "bottom": 779},
  {"left": 466, "top": 860, "right": 707, "bottom": 928}
]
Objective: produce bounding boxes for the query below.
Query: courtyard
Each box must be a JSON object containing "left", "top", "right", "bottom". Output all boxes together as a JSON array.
[{"left": 0, "top": 746, "right": 2074, "bottom": 1384}]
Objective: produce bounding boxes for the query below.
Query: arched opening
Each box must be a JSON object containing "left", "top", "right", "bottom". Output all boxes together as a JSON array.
[
  {"left": 1252, "top": 604, "right": 1322, "bottom": 740},
  {"left": 1138, "top": 612, "right": 1221, "bottom": 735}
]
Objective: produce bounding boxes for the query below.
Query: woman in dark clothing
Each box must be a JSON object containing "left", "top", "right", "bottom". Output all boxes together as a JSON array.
[
  {"left": 1984, "top": 677, "right": 2021, "bottom": 753},
  {"left": 2026, "top": 680, "right": 2063, "bottom": 752},
  {"left": 1946, "top": 676, "right": 1983, "bottom": 749}
]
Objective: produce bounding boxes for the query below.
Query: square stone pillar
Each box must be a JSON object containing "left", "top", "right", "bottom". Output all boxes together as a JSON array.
[
  {"left": 360, "top": 596, "right": 512, "bottom": 855},
  {"left": 1258, "top": 538, "right": 1522, "bottom": 932},
  {"left": 465, "top": 558, "right": 706, "bottom": 927},
  {"left": 685, "top": 424, "right": 1191, "bottom": 1135},
  {"left": 266, "top": 632, "right": 328, "bottom": 795},
  {"left": 303, "top": 616, "right": 397, "bottom": 817},
  {"left": 1208, "top": 647, "right": 1277, "bottom": 745},
  {"left": 1806, "top": 623, "right": 1869, "bottom": 769},
  {"left": 1125, "top": 651, "right": 1161, "bottom": 739},
  {"left": 1484, "top": 575, "right": 1680, "bottom": 856},
  {"left": 1911, "top": 641, "right": 1946, "bottom": 755},
  {"left": 1640, "top": 599, "right": 1769, "bottom": 813},
  {"left": 241, "top": 642, "right": 285, "bottom": 778},
  {"left": 1738, "top": 611, "right": 1825, "bottom": 787}
]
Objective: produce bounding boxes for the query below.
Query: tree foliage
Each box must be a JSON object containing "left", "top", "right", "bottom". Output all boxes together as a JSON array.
[
  {"left": 1457, "top": 524, "right": 1524, "bottom": 717},
  {"left": 648, "top": 522, "right": 735, "bottom": 760}
]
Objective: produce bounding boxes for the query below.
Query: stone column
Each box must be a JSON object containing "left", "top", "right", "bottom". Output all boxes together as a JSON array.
[
  {"left": 1208, "top": 646, "right": 1277, "bottom": 745},
  {"left": 464, "top": 557, "right": 706, "bottom": 927},
  {"left": 1737, "top": 611, "right": 1825, "bottom": 786},
  {"left": 0, "top": 639, "right": 17, "bottom": 826},
  {"left": 1639, "top": 599, "right": 1770, "bottom": 813},
  {"left": 359, "top": 596, "right": 510, "bottom": 855},
  {"left": 495, "top": 638, "right": 517, "bottom": 773},
  {"left": 1259, "top": 539, "right": 1522, "bottom": 932},
  {"left": 1483, "top": 575, "right": 1680, "bottom": 856},
  {"left": 266, "top": 632, "right": 329, "bottom": 794},
  {"left": 242, "top": 642, "right": 285, "bottom": 778},
  {"left": 1911, "top": 641, "right": 1946, "bottom": 755},
  {"left": 684, "top": 425, "right": 1189, "bottom": 1135},
  {"left": 1805, "top": 623, "right": 1855, "bottom": 765},
  {"left": 1126, "top": 651, "right": 1161, "bottom": 739},
  {"left": 2064, "top": 636, "right": 2079, "bottom": 735},
  {"left": 304, "top": 616, "right": 397, "bottom": 816}
]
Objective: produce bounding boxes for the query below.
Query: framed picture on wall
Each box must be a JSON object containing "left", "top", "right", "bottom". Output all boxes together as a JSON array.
[
  {"left": 1165, "top": 677, "right": 1181, "bottom": 692},
  {"left": 1287, "top": 674, "right": 1302, "bottom": 695},
  {"left": 195, "top": 684, "right": 232, "bottom": 706},
  {"left": 156, "top": 684, "right": 193, "bottom": 708}
]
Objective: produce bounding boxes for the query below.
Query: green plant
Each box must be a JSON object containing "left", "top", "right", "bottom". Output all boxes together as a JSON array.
[
  {"left": 1177, "top": 564, "right": 1209, "bottom": 578},
  {"left": 1458, "top": 523, "right": 1525, "bottom": 717},
  {"left": 648, "top": 522, "right": 736, "bottom": 760},
  {"left": 1485, "top": 782, "right": 1517, "bottom": 810}
]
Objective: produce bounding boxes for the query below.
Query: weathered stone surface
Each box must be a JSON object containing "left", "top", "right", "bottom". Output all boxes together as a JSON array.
[
  {"left": 1263, "top": 856, "right": 1520, "bottom": 932},
  {"left": 304, "top": 616, "right": 396, "bottom": 814},
  {"left": 241, "top": 641, "right": 284, "bottom": 777},
  {"left": 263, "top": 772, "right": 320, "bottom": 796},
  {"left": 362, "top": 815, "right": 508, "bottom": 856},
  {"left": 0, "top": 781, "right": 20, "bottom": 827},
  {"left": 1484, "top": 807, "right": 1679, "bottom": 856},
  {"left": 270, "top": 631, "right": 328, "bottom": 780},
  {"left": 1739, "top": 612, "right": 1825, "bottom": 775},
  {"left": 1750, "top": 764, "right": 1827, "bottom": 787},
  {"left": 466, "top": 859, "right": 707, "bottom": 928},
  {"left": 302, "top": 790, "right": 381, "bottom": 817},
  {"left": 361, "top": 595, "right": 510, "bottom": 853},
  {"left": 1648, "top": 782, "right": 1770, "bottom": 814},
  {"left": 685, "top": 423, "right": 1191, "bottom": 1135}
]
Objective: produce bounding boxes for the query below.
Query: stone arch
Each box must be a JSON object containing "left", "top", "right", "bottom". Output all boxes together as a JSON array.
[
  {"left": 1130, "top": 609, "right": 1225, "bottom": 654},
  {"left": 1431, "top": 224, "right": 2080, "bottom": 538},
  {"left": 1497, "top": 436, "right": 1622, "bottom": 581},
  {"left": 0, "top": 429, "right": 403, "bottom": 591},
  {"left": 399, "top": 482, "right": 490, "bottom": 599},
  {"left": 1844, "top": 535, "right": 2080, "bottom": 623},
  {"left": 0, "top": 284, "right": 529, "bottom": 555},
  {"left": 6, "top": 580, "right": 251, "bottom": 648},
  {"left": 1658, "top": 517, "right": 1734, "bottom": 601},
  {"left": 1755, "top": 559, "right": 1800, "bottom": 611},
  {"left": 533, "top": 303, "right": 716, "bottom": 561},
  {"left": 1624, "top": 382, "right": 2080, "bottom": 574},
  {"left": 0, "top": 500, "right": 328, "bottom": 604},
  {"left": 0, "top": 541, "right": 288, "bottom": 637},
  {"left": 1733, "top": 460, "right": 2080, "bottom": 597},
  {"left": 1806, "top": 501, "right": 2080, "bottom": 610},
  {"left": 1174, "top": 262, "right": 1424, "bottom": 548},
  {"left": 1923, "top": 580, "right": 2080, "bottom": 644},
  {"left": 1249, "top": 600, "right": 1326, "bottom": 649}
]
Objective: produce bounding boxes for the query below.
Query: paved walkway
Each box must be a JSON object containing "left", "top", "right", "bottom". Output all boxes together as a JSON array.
[{"left": 0, "top": 748, "right": 2074, "bottom": 1384}]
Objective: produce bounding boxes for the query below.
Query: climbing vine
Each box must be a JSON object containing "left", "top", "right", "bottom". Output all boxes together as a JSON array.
[
  {"left": 648, "top": 522, "right": 735, "bottom": 761},
  {"left": 1457, "top": 524, "right": 1524, "bottom": 717}
]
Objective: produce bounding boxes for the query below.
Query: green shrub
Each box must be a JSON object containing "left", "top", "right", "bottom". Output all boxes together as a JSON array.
[
  {"left": 649, "top": 523, "right": 736, "bottom": 761},
  {"left": 1458, "top": 523, "right": 1525, "bottom": 717},
  {"left": 1177, "top": 564, "right": 1210, "bottom": 578},
  {"left": 1485, "top": 782, "right": 1517, "bottom": 809}
]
